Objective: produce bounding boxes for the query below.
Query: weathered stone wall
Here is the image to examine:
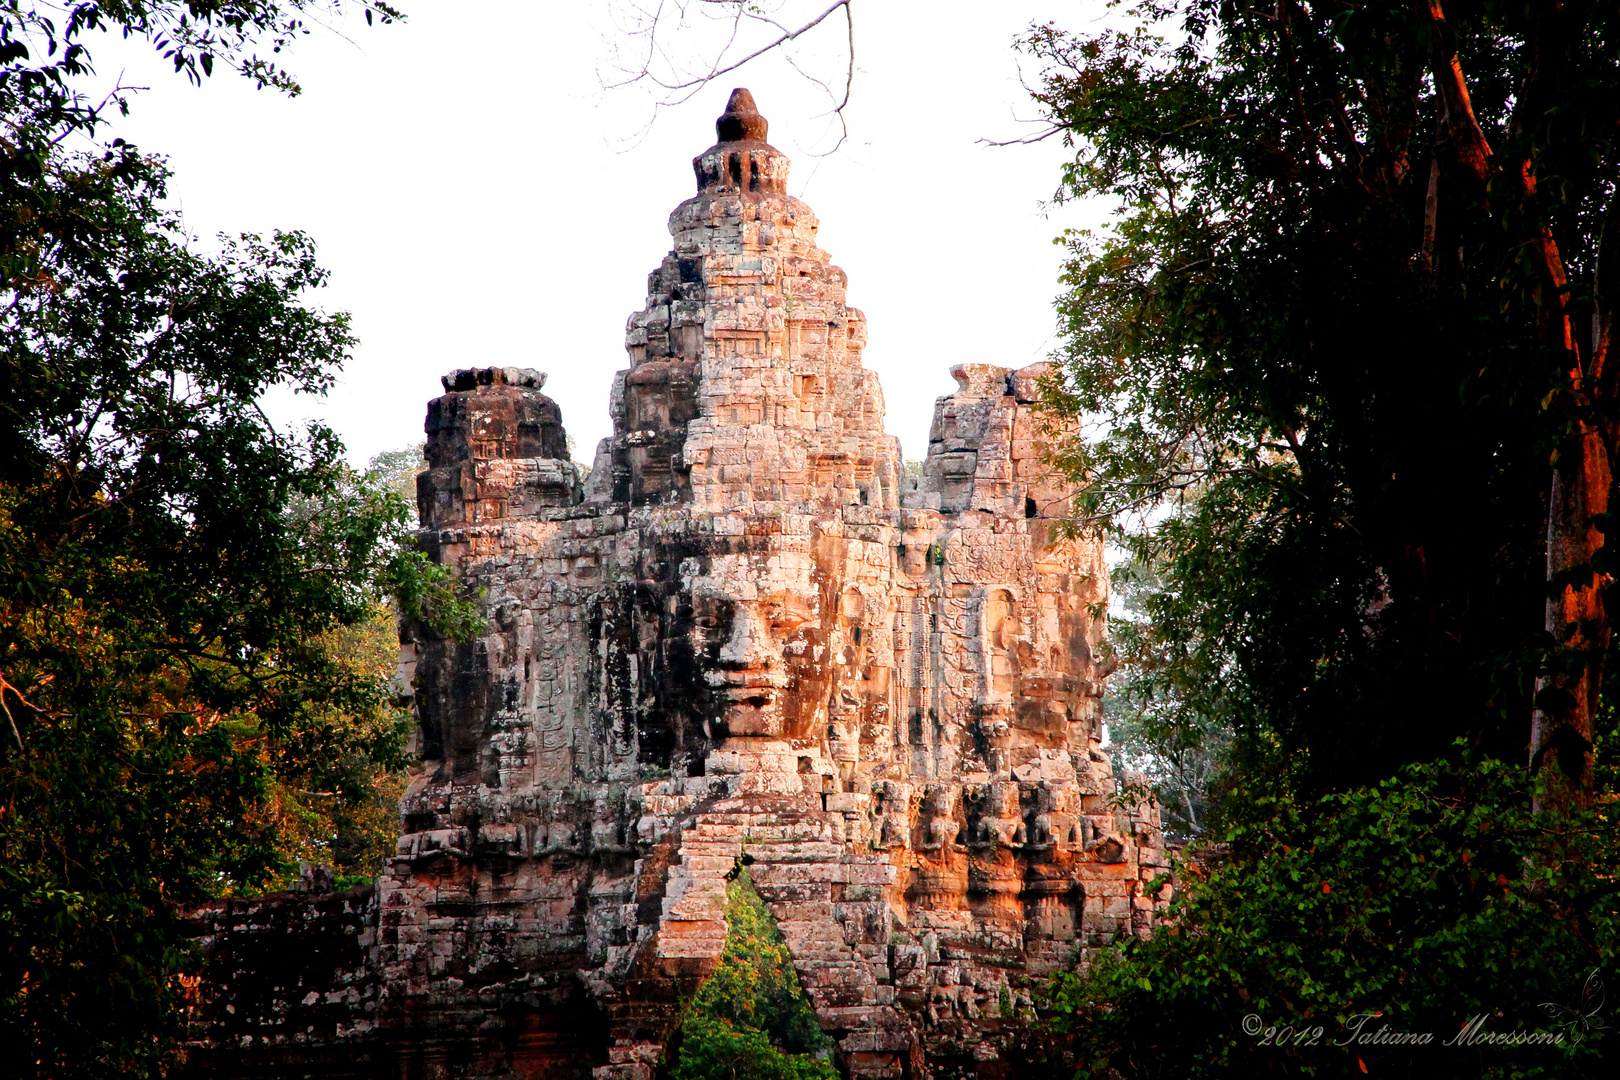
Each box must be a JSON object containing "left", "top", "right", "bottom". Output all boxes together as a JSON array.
[
  {"left": 182, "top": 879, "right": 382, "bottom": 1077},
  {"left": 180, "top": 89, "right": 1165, "bottom": 1080}
]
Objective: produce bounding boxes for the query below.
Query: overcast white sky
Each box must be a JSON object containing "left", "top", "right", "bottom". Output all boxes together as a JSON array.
[{"left": 78, "top": 1, "right": 1115, "bottom": 467}]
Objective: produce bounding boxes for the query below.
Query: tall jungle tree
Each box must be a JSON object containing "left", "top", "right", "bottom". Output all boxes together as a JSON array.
[
  {"left": 1028, "top": 0, "right": 1619, "bottom": 805},
  {"left": 1020, "top": 1, "right": 1620, "bottom": 1075},
  {"left": 0, "top": 4, "right": 487, "bottom": 1077}
]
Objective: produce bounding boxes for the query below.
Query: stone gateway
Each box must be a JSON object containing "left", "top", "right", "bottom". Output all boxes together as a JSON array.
[{"left": 181, "top": 90, "right": 1167, "bottom": 1080}]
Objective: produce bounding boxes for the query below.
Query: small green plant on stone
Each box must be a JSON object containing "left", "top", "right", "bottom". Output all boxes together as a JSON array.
[{"left": 669, "top": 863, "right": 836, "bottom": 1080}]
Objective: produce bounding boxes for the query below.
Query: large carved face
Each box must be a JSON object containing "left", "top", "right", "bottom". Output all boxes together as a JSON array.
[{"left": 684, "top": 533, "right": 836, "bottom": 741}]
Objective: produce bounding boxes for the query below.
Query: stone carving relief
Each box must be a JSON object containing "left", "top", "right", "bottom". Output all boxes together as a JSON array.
[{"left": 179, "top": 89, "right": 1167, "bottom": 1080}]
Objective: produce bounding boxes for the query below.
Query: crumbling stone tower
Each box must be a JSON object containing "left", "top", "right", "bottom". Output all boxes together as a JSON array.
[{"left": 181, "top": 90, "right": 1166, "bottom": 1080}]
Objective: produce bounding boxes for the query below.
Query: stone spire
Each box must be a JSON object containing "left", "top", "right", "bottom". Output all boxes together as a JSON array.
[
  {"left": 714, "top": 87, "right": 768, "bottom": 143},
  {"left": 693, "top": 86, "right": 789, "bottom": 196},
  {"left": 595, "top": 87, "right": 898, "bottom": 510}
]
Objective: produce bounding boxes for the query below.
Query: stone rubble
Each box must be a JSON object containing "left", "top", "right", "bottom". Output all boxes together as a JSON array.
[{"left": 180, "top": 88, "right": 1166, "bottom": 1080}]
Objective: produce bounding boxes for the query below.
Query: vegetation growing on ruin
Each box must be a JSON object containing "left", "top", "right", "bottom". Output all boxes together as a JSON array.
[{"left": 669, "top": 865, "right": 835, "bottom": 1080}]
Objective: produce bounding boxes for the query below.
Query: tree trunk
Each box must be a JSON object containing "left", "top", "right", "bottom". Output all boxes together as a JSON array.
[
  {"left": 1420, "top": 0, "right": 1613, "bottom": 811},
  {"left": 1535, "top": 433, "right": 1609, "bottom": 808},
  {"left": 1534, "top": 195, "right": 1617, "bottom": 811}
]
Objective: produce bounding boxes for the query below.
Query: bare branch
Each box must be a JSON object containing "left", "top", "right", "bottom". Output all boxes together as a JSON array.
[
  {"left": 640, "top": 0, "right": 848, "bottom": 93},
  {"left": 0, "top": 669, "right": 45, "bottom": 751},
  {"left": 600, "top": 0, "right": 855, "bottom": 152},
  {"left": 979, "top": 126, "right": 1064, "bottom": 148}
]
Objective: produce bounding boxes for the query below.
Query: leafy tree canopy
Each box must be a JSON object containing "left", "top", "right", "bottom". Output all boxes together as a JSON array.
[
  {"left": 0, "top": 138, "right": 474, "bottom": 1079},
  {"left": 0, "top": 3, "right": 477, "bottom": 1076},
  {"left": 1018, "top": 0, "right": 1620, "bottom": 1074},
  {"left": 266, "top": 444, "right": 429, "bottom": 893},
  {"left": 1042, "top": 751, "right": 1618, "bottom": 1078},
  {"left": 669, "top": 865, "right": 836, "bottom": 1080},
  {"left": 1029, "top": 0, "right": 1619, "bottom": 801}
]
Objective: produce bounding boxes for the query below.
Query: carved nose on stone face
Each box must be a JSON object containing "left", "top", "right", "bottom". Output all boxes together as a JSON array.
[{"left": 717, "top": 602, "right": 779, "bottom": 677}]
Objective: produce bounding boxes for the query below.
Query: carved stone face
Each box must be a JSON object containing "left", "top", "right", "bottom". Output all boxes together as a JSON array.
[{"left": 685, "top": 539, "right": 833, "bottom": 740}]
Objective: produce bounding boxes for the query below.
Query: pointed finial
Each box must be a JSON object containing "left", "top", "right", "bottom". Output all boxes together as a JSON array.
[
  {"left": 716, "top": 88, "right": 768, "bottom": 143},
  {"left": 692, "top": 87, "right": 788, "bottom": 194}
]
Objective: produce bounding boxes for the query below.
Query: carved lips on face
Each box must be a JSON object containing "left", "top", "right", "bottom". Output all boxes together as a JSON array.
[{"left": 692, "top": 588, "right": 822, "bottom": 738}]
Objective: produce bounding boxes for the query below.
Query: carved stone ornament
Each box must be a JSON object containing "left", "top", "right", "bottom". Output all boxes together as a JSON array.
[{"left": 178, "top": 89, "right": 1167, "bottom": 1080}]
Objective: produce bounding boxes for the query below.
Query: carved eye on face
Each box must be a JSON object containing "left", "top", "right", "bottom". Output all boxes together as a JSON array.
[
  {"left": 765, "top": 597, "right": 819, "bottom": 637},
  {"left": 690, "top": 599, "right": 728, "bottom": 633}
]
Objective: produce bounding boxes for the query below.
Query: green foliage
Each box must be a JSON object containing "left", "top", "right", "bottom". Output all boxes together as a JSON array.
[
  {"left": 1025, "top": 0, "right": 1620, "bottom": 794},
  {"left": 674, "top": 1019, "right": 840, "bottom": 1080},
  {"left": 367, "top": 442, "right": 426, "bottom": 505},
  {"left": 1104, "top": 553, "right": 1230, "bottom": 840},
  {"left": 0, "top": 2, "right": 458, "bottom": 1069},
  {"left": 1018, "top": 2, "right": 1620, "bottom": 1076},
  {"left": 1042, "top": 750, "right": 1617, "bottom": 1078},
  {"left": 265, "top": 445, "right": 428, "bottom": 889},
  {"left": 669, "top": 866, "right": 835, "bottom": 1080},
  {"left": 0, "top": 141, "right": 479, "bottom": 1077},
  {"left": 261, "top": 597, "right": 410, "bottom": 891},
  {"left": 265, "top": 447, "right": 431, "bottom": 890},
  {"left": 1, "top": 0, "right": 403, "bottom": 111}
]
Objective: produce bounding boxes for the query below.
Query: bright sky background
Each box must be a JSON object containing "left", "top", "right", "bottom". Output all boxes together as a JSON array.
[{"left": 77, "top": 1, "right": 1116, "bottom": 468}]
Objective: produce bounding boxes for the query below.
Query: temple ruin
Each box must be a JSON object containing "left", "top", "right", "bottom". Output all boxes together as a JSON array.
[{"left": 181, "top": 89, "right": 1166, "bottom": 1080}]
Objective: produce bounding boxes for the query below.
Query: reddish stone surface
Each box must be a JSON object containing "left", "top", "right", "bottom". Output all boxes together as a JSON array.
[{"left": 180, "top": 90, "right": 1165, "bottom": 1080}]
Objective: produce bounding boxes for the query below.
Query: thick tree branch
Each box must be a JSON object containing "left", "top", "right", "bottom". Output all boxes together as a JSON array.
[
  {"left": 1417, "top": 0, "right": 1601, "bottom": 808},
  {"left": 1418, "top": 0, "right": 1492, "bottom": 184},
  {"left": 1591, "top": 189, "right": 1620, "bottom": 446}
]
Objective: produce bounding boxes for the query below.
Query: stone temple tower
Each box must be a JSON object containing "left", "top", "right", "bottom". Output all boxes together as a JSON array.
[
  {"left": 598, "top": 87, "right": 902, "bottom": 514},
  {"left": 179, "top": 90, "right": 1167, "bottom": 1080}
]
